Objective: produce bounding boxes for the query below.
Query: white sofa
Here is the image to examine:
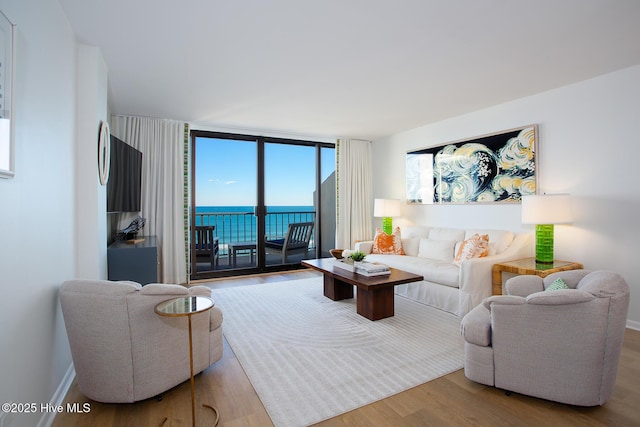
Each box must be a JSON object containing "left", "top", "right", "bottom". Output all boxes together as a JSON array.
[{"left": 355, "top": 226, "right": 531, "bottom": 317}]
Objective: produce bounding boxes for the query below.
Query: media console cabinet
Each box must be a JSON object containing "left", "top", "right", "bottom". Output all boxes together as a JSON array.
[{"left": 108, "top": 235, "right": 159, "bottom": 285}]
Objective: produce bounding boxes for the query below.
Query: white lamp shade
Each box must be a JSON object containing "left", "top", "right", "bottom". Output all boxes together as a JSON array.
[
  {"left": 374, "top": 199, "right": 401, "bottom": 217},
  {"left": 521, "top": 194, "right": 573, "bottom": 224}
]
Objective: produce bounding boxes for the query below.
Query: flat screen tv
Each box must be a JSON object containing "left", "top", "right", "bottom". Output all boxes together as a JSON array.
[{"left": 107, "top": 136, "right": 142, "bottom": 213}]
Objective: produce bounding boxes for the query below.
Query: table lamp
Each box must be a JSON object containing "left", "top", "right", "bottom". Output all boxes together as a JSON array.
[
  {"left": 521, "top": 194, "right": 572, "bottom": 263},
  {"left": 374, "top": 199, "right": 401, "bottom": 235}
]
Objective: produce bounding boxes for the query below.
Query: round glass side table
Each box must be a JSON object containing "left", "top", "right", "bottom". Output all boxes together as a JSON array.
[{"left": 155, "top": 296, "right": 218, "bottom": 426}]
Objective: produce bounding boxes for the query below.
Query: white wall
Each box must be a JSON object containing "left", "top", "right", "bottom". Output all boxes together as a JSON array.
[
  {"left": 75, "top": 44, "right": 109, "bottom": 280},
  {"left": 0, "top": 1, "right": 107, "bottom": 426},
  {"left": 372, "top": 65, "right": 640, "bottom": 327}
]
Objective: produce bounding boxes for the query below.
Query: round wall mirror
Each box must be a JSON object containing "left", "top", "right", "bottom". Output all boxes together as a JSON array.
[{"left": 98, "top": 121, "right": 111, "bottom": 185}]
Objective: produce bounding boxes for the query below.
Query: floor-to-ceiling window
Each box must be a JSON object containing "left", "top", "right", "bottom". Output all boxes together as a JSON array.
[{"left": 191, "top": 130, "right": 335, "bottom": 279}]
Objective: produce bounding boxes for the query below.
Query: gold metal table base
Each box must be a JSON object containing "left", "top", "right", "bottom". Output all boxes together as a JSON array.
[
  {"left": 159, "top": 404, "right": 219, "bottom": 427},
  {"left": 155, "top": 296, "right": 220, "bottom": 427}
]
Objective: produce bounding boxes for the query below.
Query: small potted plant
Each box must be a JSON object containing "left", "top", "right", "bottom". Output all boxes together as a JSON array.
[
  {"left": 349, "top": 250, "right": 366, "bottom": 264},
  {"left": 334, "top": 249, "right": 366, "bottom": 272}
]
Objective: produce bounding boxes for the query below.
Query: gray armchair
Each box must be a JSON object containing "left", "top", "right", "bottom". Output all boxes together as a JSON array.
[
  {"left": 60, "top": 280, "right": 223, "bottom": 403},
  {"left": 460, "top": 270, "right": 629, "bottom": 406}
]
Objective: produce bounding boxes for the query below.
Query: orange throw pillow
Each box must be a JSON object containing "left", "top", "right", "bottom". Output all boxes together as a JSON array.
[
  {"left": 454, "top": 234, "right": 489, "bottom": 265},
  {"left": 372, "top": 227, "right": 405, "bottom": 255}
]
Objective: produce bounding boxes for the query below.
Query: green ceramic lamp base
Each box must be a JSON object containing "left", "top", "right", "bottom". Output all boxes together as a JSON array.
[
  {"left": 382, "top": 217, "right": 393, "bottom": 235},
  {"left": 535, "top": 224, "right": 555, "bottom": 263}
]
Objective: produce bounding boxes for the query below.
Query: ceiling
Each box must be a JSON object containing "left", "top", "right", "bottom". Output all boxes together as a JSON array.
[{"left": 59, "top": 0, "right": 640, "bottom": 140}]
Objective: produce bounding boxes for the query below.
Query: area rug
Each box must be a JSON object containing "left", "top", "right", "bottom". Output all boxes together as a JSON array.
[{"left": 211, "top": 277, "right": 464, "bottom": 427}]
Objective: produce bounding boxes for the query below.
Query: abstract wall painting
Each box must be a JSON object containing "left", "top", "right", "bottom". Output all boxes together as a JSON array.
[{"left": 406, "top": 125, "right": 538, "bottom": 204}]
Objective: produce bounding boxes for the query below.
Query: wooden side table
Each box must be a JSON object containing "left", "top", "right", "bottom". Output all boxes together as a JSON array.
[{"left": 492, "top": 258, "right": 584, "bottom": 295}]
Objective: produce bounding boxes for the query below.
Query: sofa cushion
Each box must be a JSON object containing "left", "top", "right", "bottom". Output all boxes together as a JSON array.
[
  {"left": 526, "top": 289, "right": 595, "bottom": 305},
  {"left": 372, "top": 227, "right": 405, "bottom": 255},
  {"left": 401, "top": 226, "right": 431, "bottom": 256},
  {"left": 401, "top": 226, "right": 431, "bottom": 239},
  {"left": 454, "top": 234, "right": 489, "bottom": 266},
  {"left": 402, "top": 238, "right": 420, "bottom": 257},
  {"left": 139, "top": 284, "right": 190, "bottom": 295},
  {"left": 429, "top": 228, "right": 466, "bottom": 242},
  {"left": 365, "top": 254, "right": 460, "bottom": 288},
  {"left": 418, "top": 238, "right": 456, "bottom": 262},
  {"left": 545, "top": 270, "right": 588, "bottom": 289}
]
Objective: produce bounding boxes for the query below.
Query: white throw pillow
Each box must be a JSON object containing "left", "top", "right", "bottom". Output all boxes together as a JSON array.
[
  {"left": 402, "top": 237, "right": 421, "bottom": 257},
  {"left": 418, "top": 239, "right": 457, "bottom": 262},
  {"left": 401, "top": 226, "right": 430, "bottom": 239}
]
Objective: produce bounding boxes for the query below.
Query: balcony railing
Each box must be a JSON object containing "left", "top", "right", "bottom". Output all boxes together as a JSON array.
[{"left": 194, "top": 209, "right": 316, "bottom": 257}]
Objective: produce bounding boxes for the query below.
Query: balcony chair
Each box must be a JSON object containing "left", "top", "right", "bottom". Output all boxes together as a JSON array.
[
  {"left": 195, "top": 225, "right": 219, "bottom": 269},
  {"left": 265, "top": 221, "right": 314, "bottom": 263},
  {"left": 59, "top": 279, "right": 223, "bottom": 403},
  {"left": 460, "top": 270, "right": 629, "bottom": 406}
]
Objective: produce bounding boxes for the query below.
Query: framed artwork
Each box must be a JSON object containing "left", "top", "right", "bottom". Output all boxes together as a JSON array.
[
  {"left": 406, "top": 125, "right": 538, "bottom": 204},
  {"left": 0, "top": 10, "right": 15, "bottom": 179}
]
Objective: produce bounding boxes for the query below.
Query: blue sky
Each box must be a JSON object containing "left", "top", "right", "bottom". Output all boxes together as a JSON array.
[{"left": 195, "top": 138, "right": 335, "bottom": 206}]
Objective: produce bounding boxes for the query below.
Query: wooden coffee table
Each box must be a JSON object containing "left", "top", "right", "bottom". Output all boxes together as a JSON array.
[{"left": 302, "top": 258, "right": 423, "bottom": 320}]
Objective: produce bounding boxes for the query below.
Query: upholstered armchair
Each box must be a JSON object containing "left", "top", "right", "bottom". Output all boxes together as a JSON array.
[
  {"left": 460, "top": 270, "right": 629, "bottom": 406},
  {"left": 59, "top": 280, "right": 223, "bottom": 403}
]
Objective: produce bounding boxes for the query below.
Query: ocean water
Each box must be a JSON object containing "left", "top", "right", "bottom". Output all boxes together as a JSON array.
[{"left": 195, "top": 206, "right": 315, "bottom": 247}]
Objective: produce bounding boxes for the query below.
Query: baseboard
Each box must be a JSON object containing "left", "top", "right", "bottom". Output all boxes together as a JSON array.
[
  {"left": 37, "top": 363, "right": 75, "bottom": 427},
  {"left": 627, "top": 320, "right": 640, "bottom": 331}
]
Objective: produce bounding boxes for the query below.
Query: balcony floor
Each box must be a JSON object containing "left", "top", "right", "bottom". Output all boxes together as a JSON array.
[{"left": 195, "top": 250, "right": 318, "bottom": 272}]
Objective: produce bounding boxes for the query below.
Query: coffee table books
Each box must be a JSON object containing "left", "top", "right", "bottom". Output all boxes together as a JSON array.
[{"left": 333, "top": 259, "right": 391, "bottom": 276}]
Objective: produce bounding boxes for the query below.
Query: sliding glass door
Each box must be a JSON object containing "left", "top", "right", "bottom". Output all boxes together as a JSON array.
[
  {"left": 191, "top": 131, "right": 335, "bottom": 280},
  {"left": 192, "top": 135, "right": 258, "bottom": 277},
  {"left": 264, "top": 142, "right": 317, "bottom": 267}
]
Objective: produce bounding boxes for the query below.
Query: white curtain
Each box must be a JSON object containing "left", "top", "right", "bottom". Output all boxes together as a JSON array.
[
  {"left": 111, "top": 116, "right": 187, "bottom": 284},
  {"left": 336, "top": 139, "right": 373, "bottom": 249}
]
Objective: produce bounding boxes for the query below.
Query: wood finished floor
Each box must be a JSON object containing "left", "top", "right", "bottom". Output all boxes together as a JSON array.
[{"left": 52, "top": 270, "right": 640, "bottom": 427}]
